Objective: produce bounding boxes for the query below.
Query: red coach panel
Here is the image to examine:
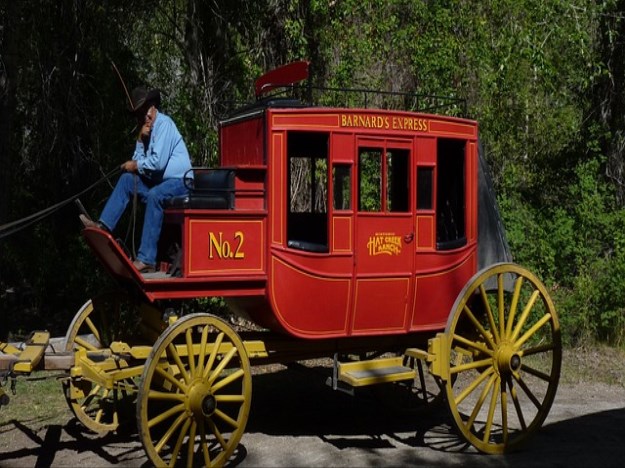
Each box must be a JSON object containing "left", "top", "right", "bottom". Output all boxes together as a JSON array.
[{"left": 185, "top": 218, "right": 265, "bottom": 277}]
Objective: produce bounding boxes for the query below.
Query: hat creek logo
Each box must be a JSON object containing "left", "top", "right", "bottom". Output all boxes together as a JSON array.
[{"left": 367, "top": 232, "right": 402, "bottom": 256}]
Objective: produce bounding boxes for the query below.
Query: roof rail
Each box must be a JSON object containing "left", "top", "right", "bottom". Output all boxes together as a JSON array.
[{"left": 222, "top": 61, "right": 467, "bottom": 118}]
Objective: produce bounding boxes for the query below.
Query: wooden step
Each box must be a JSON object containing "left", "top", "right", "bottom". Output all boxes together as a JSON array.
[{"left": 338, "top": 356, "right": 416, "bottom": 387}]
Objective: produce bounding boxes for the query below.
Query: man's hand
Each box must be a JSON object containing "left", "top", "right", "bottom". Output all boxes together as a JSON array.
[
  {"left": 121, "top": 160, "right": 138, "bottom": 173},
  {"left": 138, "top": 106, "right": 156, "bottom": 139},
  {"left": 139, "top": 123, "right": 152, "bottom": 138}
]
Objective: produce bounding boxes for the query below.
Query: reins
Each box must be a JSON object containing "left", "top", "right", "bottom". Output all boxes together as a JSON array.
[{"left": 0, "top": 166, "right": 121, "bottom": 240}]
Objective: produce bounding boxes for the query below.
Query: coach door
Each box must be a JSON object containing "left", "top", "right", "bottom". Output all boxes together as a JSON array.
[{"left": 351, "top": 139, "right": 414, "bottom": 334}]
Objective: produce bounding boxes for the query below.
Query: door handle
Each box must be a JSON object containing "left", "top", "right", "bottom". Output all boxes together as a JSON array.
[{"left": 404, "top": 233, "right": 414, "bottom": 243}]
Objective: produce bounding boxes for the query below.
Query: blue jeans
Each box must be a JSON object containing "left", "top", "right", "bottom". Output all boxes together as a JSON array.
[{"left": 99, "top": 173, "right": 188, "bottom": 266}]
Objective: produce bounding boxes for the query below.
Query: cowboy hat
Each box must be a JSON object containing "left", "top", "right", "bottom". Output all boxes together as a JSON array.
[{"left": 128, "top": 87, "right": 161, "bottom": 114}]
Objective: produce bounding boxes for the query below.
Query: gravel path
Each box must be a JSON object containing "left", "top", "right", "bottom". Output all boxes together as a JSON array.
[{"left": 1, "top": 350, "right": 624, "bottom": 467}]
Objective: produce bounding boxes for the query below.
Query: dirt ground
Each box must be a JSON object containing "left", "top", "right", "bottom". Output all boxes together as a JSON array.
[{"left": 1, "top": 347, "right": 624, "bottom": 467}]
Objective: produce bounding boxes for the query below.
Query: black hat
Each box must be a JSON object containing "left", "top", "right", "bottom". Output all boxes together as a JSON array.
[{"left": 128, "top": 87, "right": 161, "bottom": 114}]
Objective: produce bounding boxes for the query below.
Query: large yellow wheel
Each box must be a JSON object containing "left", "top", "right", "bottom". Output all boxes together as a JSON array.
[
  {"left": 62, "top": 292, "right": 147, "bottom": 433},
  {"left": 443, "top": 263, "right": 561, "bottom": 454},
  {"left": 137, "top": 313, "right": 252, "bottom": 467}
]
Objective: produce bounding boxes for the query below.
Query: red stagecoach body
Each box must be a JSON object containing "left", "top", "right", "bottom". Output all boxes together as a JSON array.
[{"left": 83, "top": 61, "right": 502, "bottom": 341}]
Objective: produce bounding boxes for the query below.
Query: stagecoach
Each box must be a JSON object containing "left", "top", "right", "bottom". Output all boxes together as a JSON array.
[{"left": 0, "top": 61, "right": 561, "bottom": 467}]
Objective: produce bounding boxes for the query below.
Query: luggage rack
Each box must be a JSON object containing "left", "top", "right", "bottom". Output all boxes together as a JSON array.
[{"left": 220, "top": 60, "right": 467, "bottom": 118}]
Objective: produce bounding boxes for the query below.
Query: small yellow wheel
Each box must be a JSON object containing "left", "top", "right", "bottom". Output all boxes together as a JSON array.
[
  {"left": 443, "top": 263, "right": 561, "bottom": 454},
  {"left": 137, "top": 313, "right": 252, "bottom": 467},
  {"left": 62, "top": 292, "right": 146, "bottom": 433}
]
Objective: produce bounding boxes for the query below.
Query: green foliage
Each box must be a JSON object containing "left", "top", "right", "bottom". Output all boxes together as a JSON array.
[{"left": 2, "top": 0, "right": 625, "bottom": 347}]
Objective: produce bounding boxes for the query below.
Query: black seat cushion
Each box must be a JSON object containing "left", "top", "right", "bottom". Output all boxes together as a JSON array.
[{"left": 165, "top": 168, "right": 235, "bottom": 210}]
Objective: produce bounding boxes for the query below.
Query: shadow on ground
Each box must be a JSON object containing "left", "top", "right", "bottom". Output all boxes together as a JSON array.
[{"left": 0, "top": 364, "right": 623, "bottom": 467}]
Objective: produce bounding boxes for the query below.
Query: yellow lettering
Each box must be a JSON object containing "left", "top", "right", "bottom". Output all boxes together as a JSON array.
[
  {"left": 234, "top": 231, "right": 245, "bottom": 258},
  {"left": 209, "top": 232, "right": 222, "bottom": 259},
  {"left": 367, "top": 233, "right": 403, "bottom": 256},
  {"left": 209, "top": 231, "right": 245, "bottom": 259}
]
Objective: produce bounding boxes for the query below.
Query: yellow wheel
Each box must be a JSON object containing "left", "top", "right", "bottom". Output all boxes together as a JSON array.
[
  {"left": 62, "top": 292, "right": 147, "bottom": 433},
  {"left": 443, "top": 263, "right": 561, "bottom": 454},
  {"left": 137, "top": 313, "right": 252, "bottom": 467}
]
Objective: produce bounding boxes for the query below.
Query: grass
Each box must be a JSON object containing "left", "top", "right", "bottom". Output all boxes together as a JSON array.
[
  {"left": 560, "top": 344, "right": 625, "bottom": 386},
  {"left": 0, "top": 371, "right": 70, "bottom": 429}
]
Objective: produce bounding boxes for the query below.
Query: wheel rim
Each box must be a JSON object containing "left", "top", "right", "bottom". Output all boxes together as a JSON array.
[
  {"left": 62, "top": 292, "right": 143, "bottom": 433},
  {"left": 137, "top": 313, "right": 252, "bottom": 468},
  {"left": 444, "top": 263, "right": 561, "bottom": 454}
]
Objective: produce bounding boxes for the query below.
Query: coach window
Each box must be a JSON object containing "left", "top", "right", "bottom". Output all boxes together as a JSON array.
[
  {"left": 386, "top": 149, "right": 409, "bottom": 212},
  {"left": 358, "top": 148, "right": 382, "bottom": 211},
  {"left": 333, "top": 164, "right": 351, "bottom": 210},
  {"left": 417, "top": 166, "right": 434, "bottom": 210},
  {"left": 358, "top": 147, "right": 409, "bottom": 213},
  {"left": 287, "top": 131, "right": 329, "bottom": 253},
  {"left": 436, "top": 138, "right": 466, "bottom": 250}
]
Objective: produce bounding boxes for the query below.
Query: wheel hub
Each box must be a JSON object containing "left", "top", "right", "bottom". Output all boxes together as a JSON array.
[
  {"left": 187, "top": 380, "right": 215, "bottom": 417},
  {"left": 495, "top": 344, "right": 521, "bottom": 375}
]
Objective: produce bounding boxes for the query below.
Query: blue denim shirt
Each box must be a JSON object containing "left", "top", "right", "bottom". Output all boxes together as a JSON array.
[{"left": 133, "top": 111, "right": 192, "bottom": 181}]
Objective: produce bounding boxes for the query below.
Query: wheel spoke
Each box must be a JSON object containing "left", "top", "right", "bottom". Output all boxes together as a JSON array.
[
  {"left": 169, "top": 418, "right": 192, "bottom": 466},
  {"left": 197, "top": 325, "right": 210, "bottom": 377},
  {"left": 155, "top": 411, "right": 187, "bottom": 453},
  {"left": 211, "top": 368, "right": 244, "bottom": 393},
  {"left": 84, "top": 316, "right": 102, "bottom": 345},
  {"left": 505, "top": 277, "right": 524, "bottom": 339},
  {"left": 208, "top": 418, "right": 228, "bottom": 449},
  {"left": 95, "top": 407, "right": 104, "bottom": 423},
  {"left": 81, "top": 384, "right": 102, "bottom": 410},
  {"left": 450, "top": 357, "right": 492, "bottom": 375},
  {"left": 455, "top": 367, "right": 494, "bottom": 405},
  {"left": 452, "top": 333, "right": 493, "bottom": 357},
  {"left": 508, "top": 376, "right": 527, "bottom": 430},
  {"left": 479, "top": 285, "right": 500, "bottom": 344},
  {"left": 167, "top": 343, "right": 190, "bottom": 385},
  {"left": 155, "top": 365, "right": 187, "bottom": 393},
  {"left": 148, "top": 402, "right": 185, "bottom": 429},
  {"left": 497, "top": 273, "right": 505, "bottom": 340},
  {"left": 482, "top": 376, "right": 500, "bottom": 443},
  {"left": 74, "top": 335, "right": 99, "bottom": 351},
  {"left": 501, "top": 378, "right": 508, "bottom": 445},
  {"left": 186, "top": 421, "right": 197, "bottom": 468},
  {"left": 202, "top": 332, "right": 225, "bottom": 380},
  {"left": 207, "top": 347, "right": 238, "bottom": 386},
  {"left": 186, "top": 328, "right": 196, "bottom": 377},
  {"left": 215, "top": 394, "right": 246, "bottom": 403},
  {"left": 462, "top": 305, "right": 496, "bottom": 349},
  {"left": 514, "top": 313, "right": 552, "bottom": 349},
  {"left": 511, "top": 290, "right": 540, "bottom": 341},
  {"left": 199, "top": 419, "right": 212, "bottom": 467},
  {"left": 466, "top": 372, "right": 497, "bottom": 427},
  {"left": 513, "top": 373, "right": 542, "bottom": 410},
  {"left": 147, "top": 389, "right": 186, "bottom": 402},
  {"left": 520, "top": 363, "right": 553, "bottom": 383},
  {"left": 520, "top": 342, "right": 555, "bottom": 356},
  {"left": 214, "top": 408, "right": 239, "bottom": 429}
]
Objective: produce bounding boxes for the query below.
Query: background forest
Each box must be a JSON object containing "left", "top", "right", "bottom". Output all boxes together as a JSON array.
[{"left": 1, "top": 0, "right": 625, "bottom": 347}]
